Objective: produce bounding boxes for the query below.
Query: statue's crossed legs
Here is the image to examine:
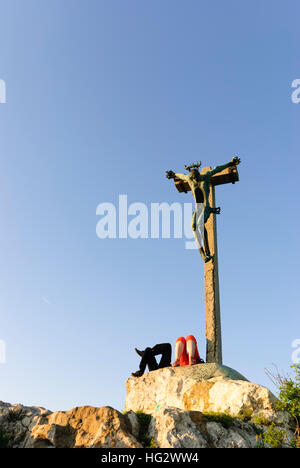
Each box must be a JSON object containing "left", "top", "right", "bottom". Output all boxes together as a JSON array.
[{"left": 192, "top": 204, "right": 220, "bottom": 263}]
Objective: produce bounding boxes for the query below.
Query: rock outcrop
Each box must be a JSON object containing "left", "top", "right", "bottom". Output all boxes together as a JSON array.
[
  {"left": 0, "top": 402, "right": 142, "bottom": 448},
  {"left": 148, "top": 406, "right": 258, "bottom": 448},
  {"left": 147, "top": 406, "right": 294, "bottom": 448},
  {"left": 125, "top": 363, "right": 277, "bottom": 418},
  {"left": 0, "top": 364, "right": 295, "bottom": 448},
  {"left": 0, "top": 401, "right": 51, "bottom": 448}
]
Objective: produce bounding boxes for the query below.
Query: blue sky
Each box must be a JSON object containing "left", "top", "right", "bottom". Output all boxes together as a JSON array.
[{"left": 0, "top": 0, "right": 299, "bottom": 412}]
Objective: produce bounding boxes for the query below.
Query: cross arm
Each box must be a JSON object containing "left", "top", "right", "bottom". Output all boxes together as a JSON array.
[
  {"left": 205, "top": 162, "right": 233, "bottom": 178},
  {"left": 174, "top": 165, "right": 239, "bottom": 193}
]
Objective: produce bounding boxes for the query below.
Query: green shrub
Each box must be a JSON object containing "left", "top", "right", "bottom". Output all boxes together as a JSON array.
[
  {"left": 264, "top": 364, "right": 300, "bottom": 448},
  {"left": 273, "top": 365, "right": 300, "bottom": 437},
  {"left": 252, "top": 414, "right": 272, "bottom": 427},
  {"left": 237, "top": 409, "right": 253, "bottom": 422},
  {"left": 256, "top": 423, "right": 285, "bottom": 449},
  {"left": 0, "top": 430, "right": 9, "bottom": 448},
  {"left": 202, "top": 411, "right": 235, "bottom": 429},
  {"left": 253, "top": 425, "right": 265, "bottom": 437},
  {"left": 135, "top": 411, "right": 157, "bottom": 448}
]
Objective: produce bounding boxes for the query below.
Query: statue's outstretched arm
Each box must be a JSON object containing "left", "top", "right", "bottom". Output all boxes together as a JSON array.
[
  {"left": 206, "top": 157, "right": 241, "bottom": 178},
  {"left": 174, "top": 172, "right": 189, "bottom": 181},
  {"left": 165, "top": 171, "right": 189, "bottom": 181}
]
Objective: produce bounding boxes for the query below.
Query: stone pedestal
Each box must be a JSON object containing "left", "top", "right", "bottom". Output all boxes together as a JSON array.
[{"left": 125, "top": 363, "right": 250, "bottom": 414}]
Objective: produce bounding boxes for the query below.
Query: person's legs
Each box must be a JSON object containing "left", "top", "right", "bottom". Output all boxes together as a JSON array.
[
  {"left": 172, "top": 337, "right": 186, "bottom": 367},
  {"left": 186, "top": 336, "right": 196, "bottom": 364},
  {"left": 139, "top": 347, "right": 159, "bottom": 373},
  {"left": 132, "top": 346, "right": 159, "bottom": 377},
  {"left": 151, "top": 343, "right": 172, "bottom": 368},
  {"left": 186, "top": 335, "right": 202, "bottom": 365}
]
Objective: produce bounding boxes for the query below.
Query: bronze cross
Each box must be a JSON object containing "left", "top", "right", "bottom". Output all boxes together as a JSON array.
[{"left": 172, "top": 165, "right": 240, "bottom": 363}]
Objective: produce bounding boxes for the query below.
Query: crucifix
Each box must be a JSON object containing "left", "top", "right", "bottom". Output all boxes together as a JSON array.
[{"left": 166, "top": 157, "right": 241, "bottom": 364}]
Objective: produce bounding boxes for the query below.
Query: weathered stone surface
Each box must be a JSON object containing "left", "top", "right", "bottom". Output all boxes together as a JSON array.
[
  {"left": 148, "top": 406, "right": 295, "bottom": 449},
  {"left": 0, "top": 366, "right": 295, "bottom": 448},
  {"left": 124, "top": 365, "right": 297, "bottom": 448},
  {"left": 125, "top": 363, "right": 250, "bottom": 414},
  {"left": 0, "top": 398, "right": 295, "bottom": 448},
  {"left": 26, "top": 406, "right": 142, "bottom": 448},
  {"left": 0, "top": 401, "right": 51, "bottom": 448},
  {"left": 124, "top": 410, "right": 140, "bottom": 439},
  {"left": 148, "top": 407, "right": 208, "bottom": 448},
  {"left": 148, "top": 407, "right": 259, "bottom": 448},
  {"left": 205, "top": 419, "right": 257, "bottom": 448},
  {"left": 0, "top": 402, "right": 142, "bottom": 448},
  {"left": 182, "top": 379, "right": 277, "bottom": 417}
]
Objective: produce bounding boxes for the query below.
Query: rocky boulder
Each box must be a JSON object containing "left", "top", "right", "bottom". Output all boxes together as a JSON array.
[
  {"left": 148, "top": 406, "right": 257, "bottom": 448},
  {"left": 0, "top": 402, "right": 142, "bottom": 448},
  {"left": 148, "top": 406, "right": 295, "bottom": 448},
  {"left": 0, "top": 398, "right": 295, "bottom": 449},
  {"left": 0, "top": 401, "right": 51, "bottom": 448},
  {"left": 0, "top": 364, "right": 296, "bottom": 448},
  {"left": 125, "top": 363, "right": 278, "bottom": 419}
]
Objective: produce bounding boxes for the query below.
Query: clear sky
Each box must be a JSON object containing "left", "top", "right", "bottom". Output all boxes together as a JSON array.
[{"left": 0, "top": 0, "right": 299, "bottom": 412}]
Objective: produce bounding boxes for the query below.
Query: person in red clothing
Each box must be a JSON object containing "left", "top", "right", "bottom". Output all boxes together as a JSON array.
[{"left": 172, "top": 335, "right": 204, "bottom": 366}]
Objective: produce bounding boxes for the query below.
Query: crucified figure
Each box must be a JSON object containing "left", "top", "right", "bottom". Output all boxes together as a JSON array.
[{"left": 166, "top": 157, "right": 241, "bottom": 262}]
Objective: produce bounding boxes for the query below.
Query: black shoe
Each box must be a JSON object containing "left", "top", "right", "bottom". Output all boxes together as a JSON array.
[
  {"left": 131, "top": 370, "right": 143, "bottom": 378},
  {"left": 134, "top": 348, "right": 144, "bottom": 358},
  {"left": 199, "top": 359, "right": 205, "bottom": 364}
]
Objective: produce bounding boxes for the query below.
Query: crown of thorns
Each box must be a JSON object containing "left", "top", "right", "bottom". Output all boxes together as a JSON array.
[{"left": 184, "top": 162, "right": 202, "bottom": 171}]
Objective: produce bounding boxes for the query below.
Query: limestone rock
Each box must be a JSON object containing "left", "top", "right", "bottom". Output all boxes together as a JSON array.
[
  {"left": 148, "top": 406, "right": 294, "bottom": 449},
  {"left": 123, "top": 410, "right": 140, "bottom": 438},
  {"left": 148, "top": 407, "right": 258, "bottom": 448},
  {"left": 0, "top": 364, "right": 295, "bottom": 449},
  {"left": 125, "top": 363, "right": 276, "bottom": 418},
  {"left": 183, "top": 379, "right": 276, "bottom": 417},
  {"left": 148, "top": 407, "right": 208, "bottom": 448},
  {"left": 26, "top": 406, "right": 142, "bottom": 448},
  {"left": 0, "top": 398, "right": 295, "bottom": 448},
  {"left": 0, "top": 401, "right": 51, "bottom": 448},
  {"left": 0, "top": 403, "right": 142, "bottom": 448}
]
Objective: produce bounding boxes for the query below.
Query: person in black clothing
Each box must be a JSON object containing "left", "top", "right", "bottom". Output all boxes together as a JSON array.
[{"left": 131, "top": 343, "right": 172, "bottom": 378}]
